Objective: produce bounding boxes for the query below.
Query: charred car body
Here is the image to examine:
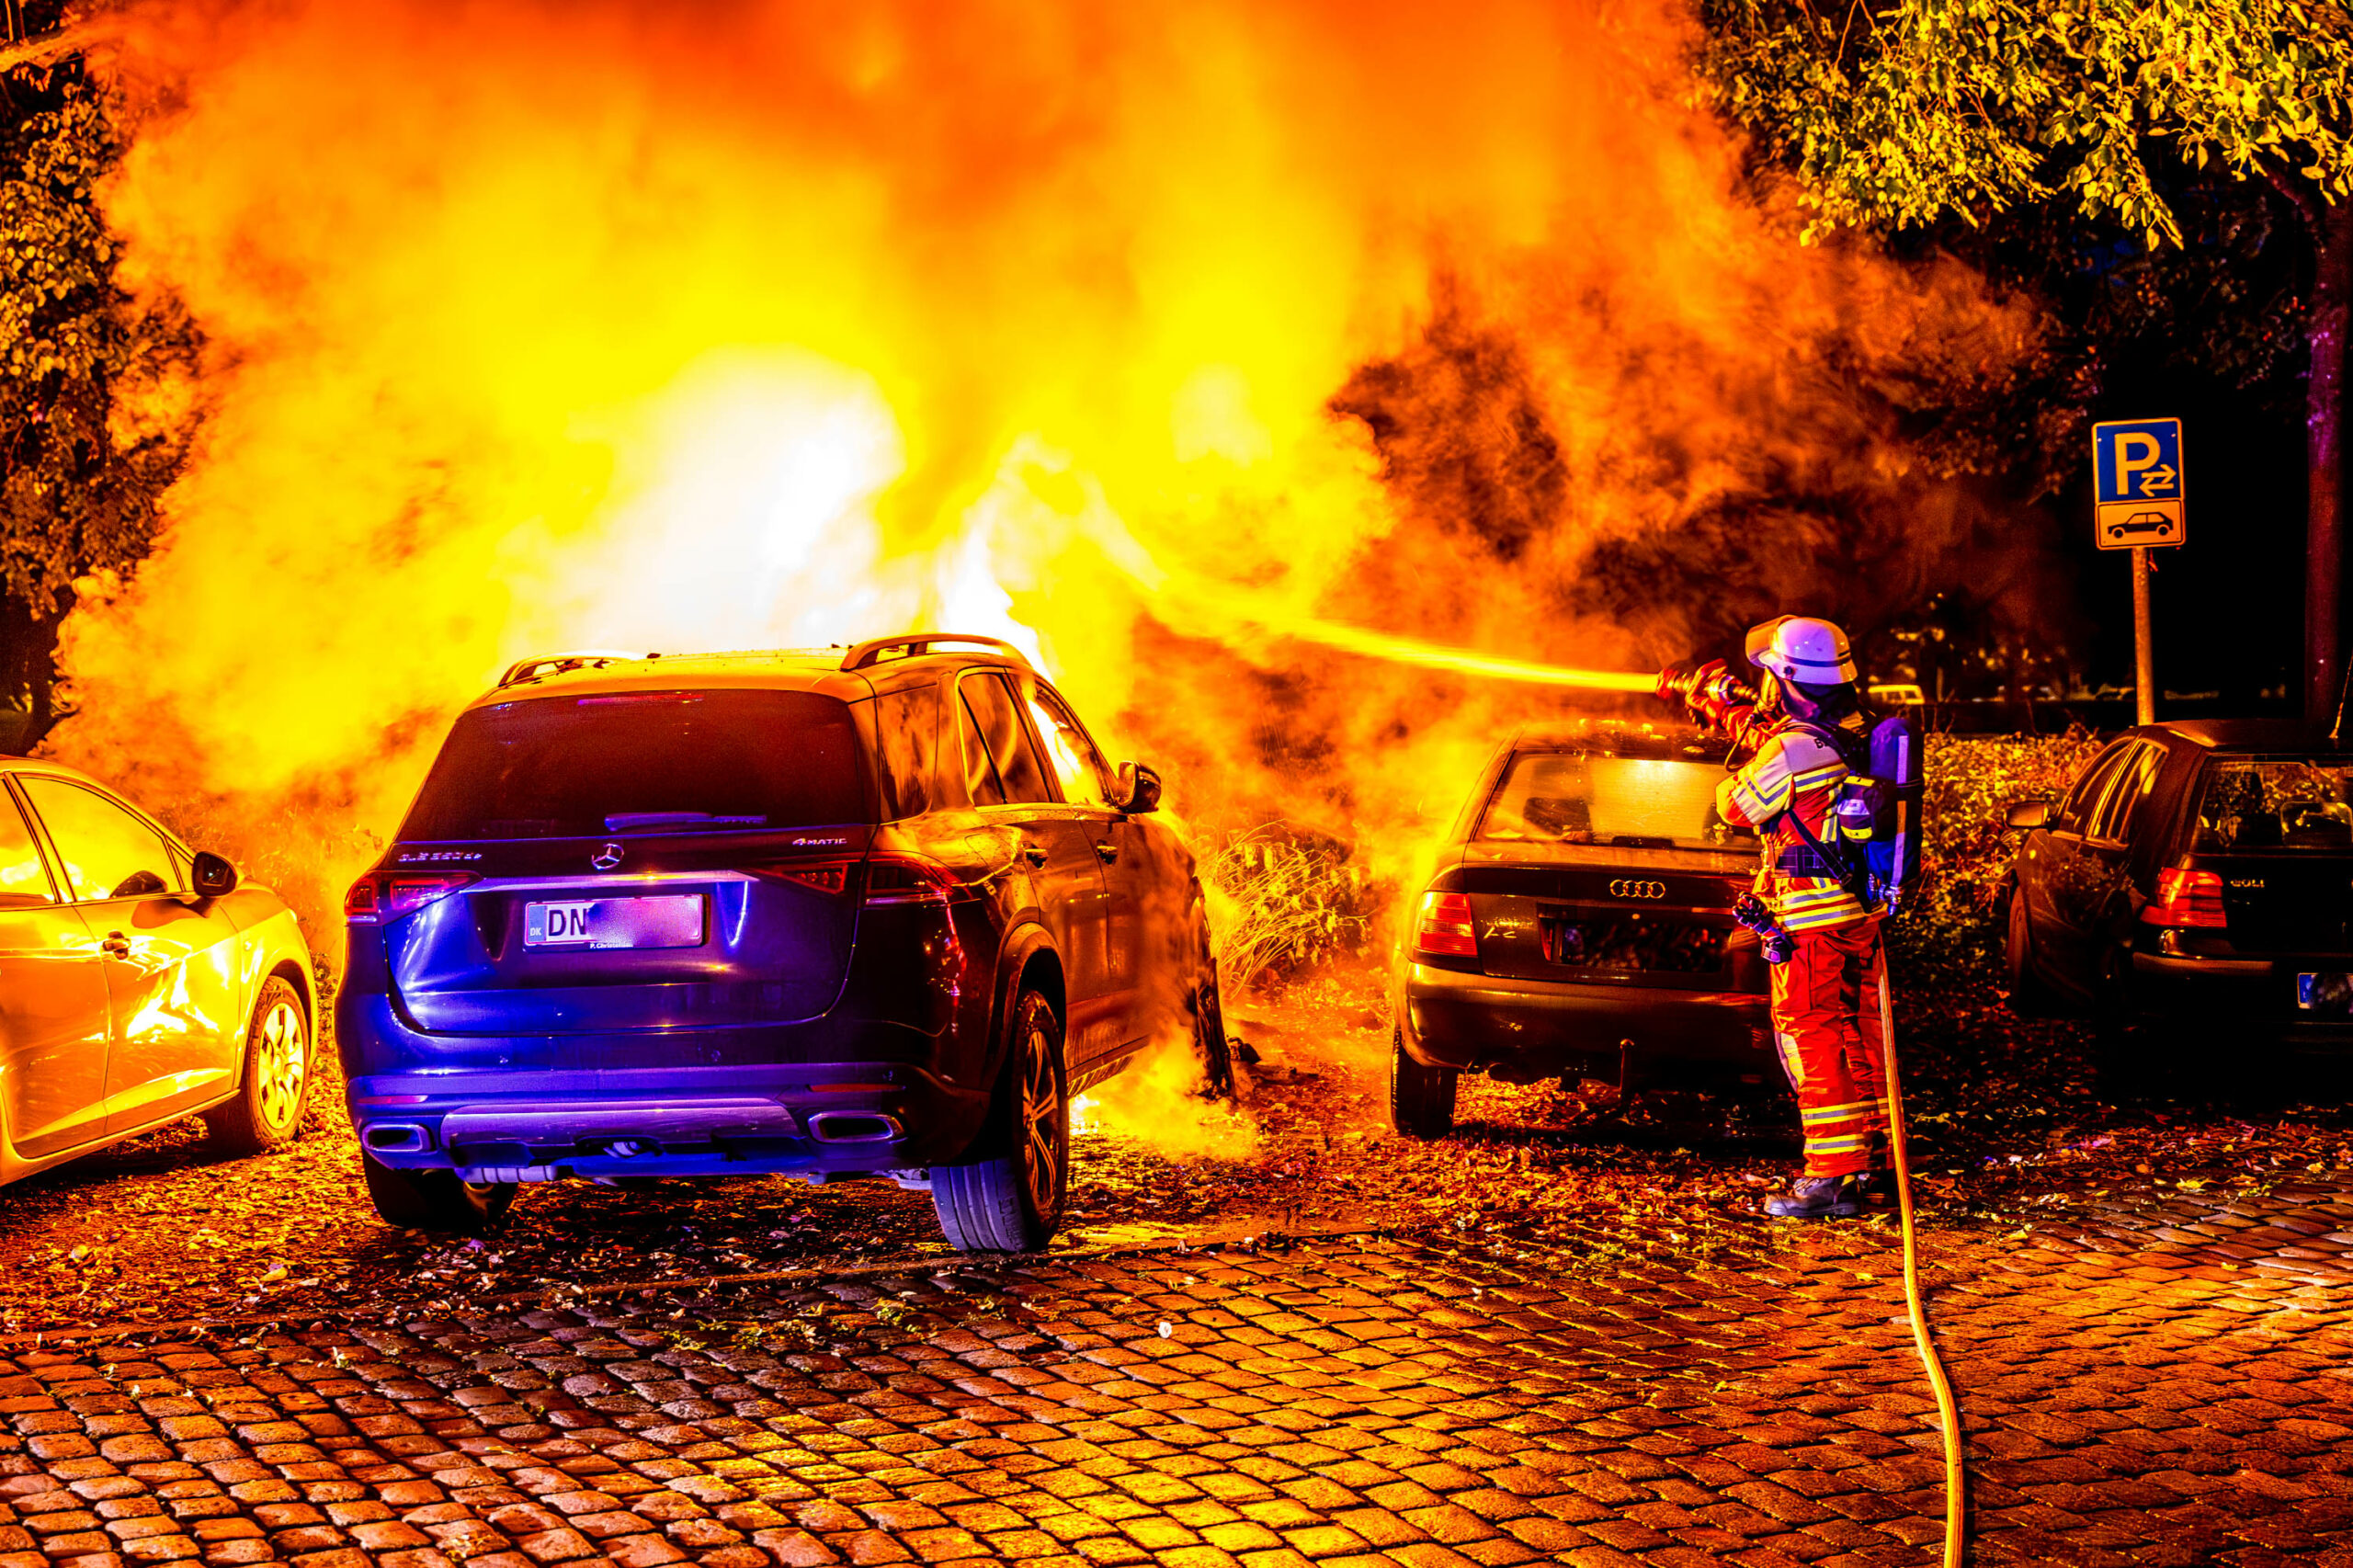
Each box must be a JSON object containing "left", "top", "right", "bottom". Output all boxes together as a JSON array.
[
  {"left": 2006, "top": 718, "right": 2353, "bottom": 1076},
  {"left": 1390, "top": 722, "right": 1774, "bottom": 1135},
  {"left": 339, "top": 635, "right": 1224, "bottom": 1250}
]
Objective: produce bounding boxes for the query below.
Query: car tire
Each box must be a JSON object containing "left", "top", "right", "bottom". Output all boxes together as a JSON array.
[
  {"left": 933, "top": 989, "right": 1069, "bottom": 1253},
  {"left": 360, "top": 1153, "right": 517, "bottom": 1234},
  {"left": 206, "top": 975, "right": 313, "bottom": 1156},
  {"left": 1188, "top": 935, "right": 1235, "bottom": 1101},
  {"left": 2004, "top": 886, "right": 2063, "bottom": 1019},
  {"left": 1390, "top": 1029, "right": 1457, "bottom": 1140}
]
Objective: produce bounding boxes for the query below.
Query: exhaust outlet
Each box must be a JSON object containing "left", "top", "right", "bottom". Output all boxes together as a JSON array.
[{"left": 805, "top": 1111, "right": 902, "bottom": 1143}]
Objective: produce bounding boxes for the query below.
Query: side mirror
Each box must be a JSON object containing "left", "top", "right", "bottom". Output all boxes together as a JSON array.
[
  {"left": 2005, "top": 798, "right": 2054, "bottom": 831},
  {"left": 1116, "top": 762, "right": 1163, "bottom": 815},
  {"left": 191, "top": 851, "right": 240, "bottom": 899}
]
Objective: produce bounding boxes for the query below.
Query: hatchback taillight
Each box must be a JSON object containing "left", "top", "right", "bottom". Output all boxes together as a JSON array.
[
  {"left": 1415, "top": 890, "right": 1477, "bottom": 958},
  {"left": 345, "top": 872, "right": 480, "bottom": 925},
  {"left": 2143, "top": 868, "right": 2226, "bottom": 928}
]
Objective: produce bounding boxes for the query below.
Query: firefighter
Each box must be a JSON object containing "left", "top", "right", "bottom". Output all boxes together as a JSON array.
[{"left": 1687, "top": 616, "right": 1891, "bottom": 1220}]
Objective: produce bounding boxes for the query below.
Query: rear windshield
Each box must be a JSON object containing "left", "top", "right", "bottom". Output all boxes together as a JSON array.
[
  {"left": 1478, "top": 750, "right": 1753, "bottom": 851},
  {"left": 400, "top": 690, "right": 869, "bottom": 842},
  {"left": 2198, "top": 756, "right": 2353, "bottom": 852}
]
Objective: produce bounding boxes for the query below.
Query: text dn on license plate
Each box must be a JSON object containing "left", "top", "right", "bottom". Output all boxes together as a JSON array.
[{"left": 525, "top": 894, "right": 705, "bottom": 950}]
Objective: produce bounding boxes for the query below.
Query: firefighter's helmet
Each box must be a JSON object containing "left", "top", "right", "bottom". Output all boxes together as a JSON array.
[{"left": 1745, "top": 615, "right": 1857, "bottom": 686}]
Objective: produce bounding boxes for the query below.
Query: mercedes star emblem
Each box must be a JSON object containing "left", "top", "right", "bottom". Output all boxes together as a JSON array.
[{"left": 592, "top": 843, "right": 625, "bottom": 870}]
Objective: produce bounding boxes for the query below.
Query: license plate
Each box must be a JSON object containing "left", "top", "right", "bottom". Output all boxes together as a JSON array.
[
  {"left": 2297, "top": 971, "right": 2353, "bottom": 1017},
  {"left": 524, "top": 894, "right": 704, "bottom": 950}
]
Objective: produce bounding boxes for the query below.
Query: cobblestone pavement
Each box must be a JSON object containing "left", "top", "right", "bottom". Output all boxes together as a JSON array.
[{"left": 5, "top": 1184, "right": 2352, "bottom": 1568}]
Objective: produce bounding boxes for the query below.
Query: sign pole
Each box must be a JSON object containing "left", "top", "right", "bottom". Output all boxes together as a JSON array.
[{"left": 2131, "top": 545, "right": 2155, "bottom": 726}]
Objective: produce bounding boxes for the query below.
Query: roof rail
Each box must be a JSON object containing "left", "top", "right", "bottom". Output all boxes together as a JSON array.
[
  {"left": 840, "top": 633, "right": 1029, "bottom": 672},
  {"left": 495, "top": 650, "right": 649, "bottom": 687}
]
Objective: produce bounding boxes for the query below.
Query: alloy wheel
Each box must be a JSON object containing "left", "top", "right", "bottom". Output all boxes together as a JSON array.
[
  {"left": 256, "top": 997, "right": 308, "bottom": 1133},
  {"left": 1017, "top": 1019, "right": 1062, "bottom": 1215}
]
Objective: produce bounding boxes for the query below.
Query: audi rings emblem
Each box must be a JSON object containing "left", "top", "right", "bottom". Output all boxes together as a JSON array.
[
  {"left": 592, "top": 842, "right": 625, "bottom": 871},
  {"left": 1609, "top": 879, "right": 1667, "bottom": 900}
]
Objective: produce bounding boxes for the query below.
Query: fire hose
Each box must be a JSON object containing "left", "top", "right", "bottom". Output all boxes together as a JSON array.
[{"left": 1879, "top": 958, "right": 1966, "bottom": 1568}]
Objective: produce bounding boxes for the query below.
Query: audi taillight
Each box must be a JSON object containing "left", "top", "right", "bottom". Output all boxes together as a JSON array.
[
  {"left": 2143, "top": 868, "right": 2226, "bottom": 929},
  {"left": 345, "top": 872, "right": 480, "bottom": 926},
  {"left": 864, "top": 855, "right": 960, "bottom": 905},
  {"left": 1415, "top": 890, "right": 1477, "bottom": 958}
]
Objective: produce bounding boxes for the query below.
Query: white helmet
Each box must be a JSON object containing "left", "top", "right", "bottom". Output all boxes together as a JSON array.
[{"left": 1745, "top": 615, "right": 1857, "bottom": 686}]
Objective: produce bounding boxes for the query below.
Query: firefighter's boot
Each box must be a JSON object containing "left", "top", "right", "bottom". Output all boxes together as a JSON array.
[{"left": 1764, "top": 1175, "right": 1862, "bottom": 1220}]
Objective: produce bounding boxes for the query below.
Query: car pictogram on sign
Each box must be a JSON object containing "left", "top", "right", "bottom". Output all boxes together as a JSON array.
[{"left": 2107, "top": 511, "right": 2178, "bottom": 540}]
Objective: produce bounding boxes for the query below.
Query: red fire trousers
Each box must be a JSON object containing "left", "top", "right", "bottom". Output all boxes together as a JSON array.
[{"left": 1768, "top": 916, "right": 1891, "bottom": 1178}]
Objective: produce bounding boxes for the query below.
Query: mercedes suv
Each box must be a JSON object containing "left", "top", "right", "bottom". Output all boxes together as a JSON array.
[
  {"left": 338, "top": 634, "right": 1227, "bottom": 1250},
  {"left": 1391, "top": 721, "right": 1775, "bottom": 1135}
]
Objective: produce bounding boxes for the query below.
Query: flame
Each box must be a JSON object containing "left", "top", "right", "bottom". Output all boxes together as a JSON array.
[{"left": 47, "top": 0, "right": 2032, "bottom": 995}]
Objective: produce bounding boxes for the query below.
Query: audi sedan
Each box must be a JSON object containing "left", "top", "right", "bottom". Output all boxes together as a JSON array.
[
  {"left": 1389, "top": 721, "right": 1774, "bottom": 1136},
  {"left": 0, "top": 760, "right": 316, "bottom": 1183},
  {"left": 2005, "top": 717, "right": 2353, "bottom": 1084}
]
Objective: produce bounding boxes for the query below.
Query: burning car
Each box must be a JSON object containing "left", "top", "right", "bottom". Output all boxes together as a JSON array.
[
  {"left": 0, "top": 762, "right": 314, "bottom": 1184},
  {"left": 339, "top": 634, "right": 1225, "bottom": 1250},
  {"left": 1390, "top": 722, "right": 1774, "bottom": 1135}
]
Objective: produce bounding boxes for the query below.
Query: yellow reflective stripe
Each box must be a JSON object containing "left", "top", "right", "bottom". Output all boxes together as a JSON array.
[
  {"left": 1784, "top": 905, "right": 1871, "bottom": 931},
  {"left": 1805, "top": 1135, "right": 1871, "bottom": 1153},
  {"left": 1790, "top": 764, "right": 1847, "bottom": 789},
  {"left": 1801, "top": 1100, "right": 1879, "bottom": 1123}
]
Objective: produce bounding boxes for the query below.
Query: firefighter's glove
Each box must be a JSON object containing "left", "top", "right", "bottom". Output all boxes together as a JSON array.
[{"left": 1681, "top": 659, "right": 1747, "bottom": 733}]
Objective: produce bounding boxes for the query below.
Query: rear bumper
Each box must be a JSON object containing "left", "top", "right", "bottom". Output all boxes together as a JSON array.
[
  {"left": 338, "top": 992, "right": 991, "bottom": 1178},
  {"left": 1399, "top": 961, "right": 1769, "bottom": 1080},
  {"left": 2130, "top": 948, "right": 2353, "bottom": 1053}
]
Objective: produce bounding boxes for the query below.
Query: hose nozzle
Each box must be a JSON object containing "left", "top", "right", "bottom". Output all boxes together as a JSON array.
[{"left": 1657, "top": 660, "right": 1757, "bottom": 721}]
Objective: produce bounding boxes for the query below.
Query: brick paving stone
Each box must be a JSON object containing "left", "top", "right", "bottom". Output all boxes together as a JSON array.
[{"left": 2, "top": 1206, "right": 2352, "bottom": 1567}]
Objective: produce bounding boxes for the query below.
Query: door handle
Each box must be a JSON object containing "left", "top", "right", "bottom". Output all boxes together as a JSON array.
[
  {"left": 1018, "top": 842, "right": 1049, "bottom": 868},
  {"left": 100, "top": 932, "right": 131, "bottom": 958},
  {"left": 1094, "top": 840, "right": 1120, "bottom": 863}
]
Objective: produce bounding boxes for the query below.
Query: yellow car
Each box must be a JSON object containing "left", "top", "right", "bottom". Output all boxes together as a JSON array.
[{"left": 0, "top": 760, "right": 315, "bottom": 1186}]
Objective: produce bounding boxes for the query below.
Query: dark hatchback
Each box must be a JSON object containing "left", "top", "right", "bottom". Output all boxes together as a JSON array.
[
  {"left": 1389, "top": 722, "right": 1775, "bottom": 1136},
  {"left": 2006, "top": 718, "right": 2353, "bottom": 1077},
  {"left": 339, "top": 634, "right": 1225, "bottom": 1250}
]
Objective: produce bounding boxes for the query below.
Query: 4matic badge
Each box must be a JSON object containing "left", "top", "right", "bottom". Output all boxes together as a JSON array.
[{"left": 592, "top": 843, "right": 625, "bottom": 870}]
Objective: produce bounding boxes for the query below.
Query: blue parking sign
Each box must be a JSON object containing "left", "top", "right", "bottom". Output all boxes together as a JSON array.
[{"left": 2091, "top": 417, "right": 2185, "bottom": 549}]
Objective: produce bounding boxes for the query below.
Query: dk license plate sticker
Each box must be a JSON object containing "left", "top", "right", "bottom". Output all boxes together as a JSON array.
[
  {"left": 524, "top": 894, "right": 704, "bottom": 950},
  {"left": 2296, "top": 971, "right": 2353, "bottom": 1017}
]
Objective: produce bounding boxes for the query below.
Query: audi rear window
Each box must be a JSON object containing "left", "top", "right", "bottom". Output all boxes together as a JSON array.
[
  {"left": 399, "top": 690, "right": 870, "bottom": 842},
  {"left": 2197, "top": 756, "right": 2353, "bottom": 852},
  {"left": 1477, "top": 750, "right": 1752, "bottom": 851}
]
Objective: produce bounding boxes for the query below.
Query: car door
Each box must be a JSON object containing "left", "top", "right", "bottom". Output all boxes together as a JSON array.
[
  {"left": 1019, "top": 677, "right": 1154, "bottom": 1056},
  {"left": 2021, "top": 738, "right": 2131, "bottom": 989},
  {"left": 953, "top": 671, "right": 1112, "bottom": 1055},
  {"left": 0, "top": 780, "right": 112, "bottom": 1160},
  {"left": 17, "top": 775, "right": 248, "bottom": 1136},
  {"left": 2048, "top": 740, "right": 2164, "bottom": 981}
]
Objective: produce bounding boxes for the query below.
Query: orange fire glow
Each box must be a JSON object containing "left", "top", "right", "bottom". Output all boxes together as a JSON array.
[{"left": 47, "top": 0, "right": 2031, "bottom": 1068}]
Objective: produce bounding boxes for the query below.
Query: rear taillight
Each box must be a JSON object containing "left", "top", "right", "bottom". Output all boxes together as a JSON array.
[
  {"left": 344, "top": 872, "right": 480, "bottom": 926},
  {"left": 864, "top": 855, "right": 959, "bottom": 905},
  {"left": 1415, "top": 890, "right": 1477, "bottom": 958},
  {"left": 747, "top": 860, "right": 854, "bottom": 895},
  {"left": 2143, "top": 868, "right": 2226, "bottom": 929}
]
